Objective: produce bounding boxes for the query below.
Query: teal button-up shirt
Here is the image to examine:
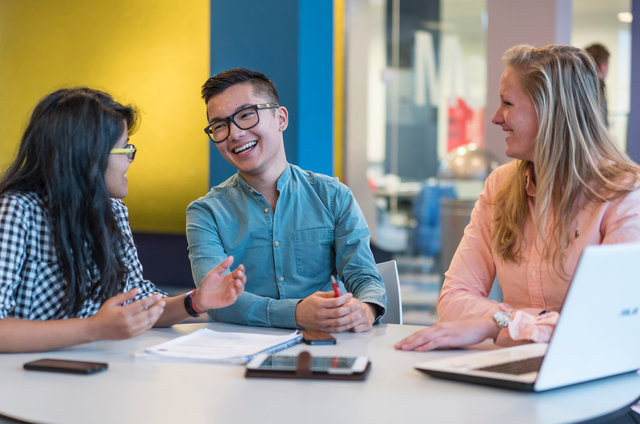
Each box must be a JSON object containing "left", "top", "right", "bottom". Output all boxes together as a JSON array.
[{"left": 186, "top": 164, "right": 386, "bottom": 328}]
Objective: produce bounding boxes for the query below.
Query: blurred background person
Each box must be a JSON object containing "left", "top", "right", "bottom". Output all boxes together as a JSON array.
[{"left": 585, "top": 43, "right": 611, "bottom": 127}]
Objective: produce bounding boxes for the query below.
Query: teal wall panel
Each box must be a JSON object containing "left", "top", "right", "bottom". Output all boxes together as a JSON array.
[
  {"left": 298, "top": 0, "right": 334, "bottom": 176},
  {"left": 208, "top": 0, "right": 334, "bottom": 187}
]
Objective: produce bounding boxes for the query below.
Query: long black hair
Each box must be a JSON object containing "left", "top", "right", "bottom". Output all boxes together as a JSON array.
[{"left": 0, "top": 87, "right": 138, "bottom": 314}]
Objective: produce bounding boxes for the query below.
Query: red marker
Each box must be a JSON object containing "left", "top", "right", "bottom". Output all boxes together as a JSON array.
[{"left": 330, "top": 275, "right": 340, "bottom": 297}]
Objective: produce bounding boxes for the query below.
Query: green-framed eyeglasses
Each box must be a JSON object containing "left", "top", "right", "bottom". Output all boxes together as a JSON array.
[{"left": 110, "top": 144, "right": 137, "bottom": 161}]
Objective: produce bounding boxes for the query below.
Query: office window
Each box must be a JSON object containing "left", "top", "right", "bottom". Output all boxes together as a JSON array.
[
  {"left": 345, "top": 0, "right": 488, "bottom": 324},
  {"left": 345, "top": 0, "right": 487, "bottom": 243},
  {"left": 347, "top": 0, "right": 487, "bottom": 183},
  {"left": 572, "top": 0, "right": 631, "bottom": 151}
]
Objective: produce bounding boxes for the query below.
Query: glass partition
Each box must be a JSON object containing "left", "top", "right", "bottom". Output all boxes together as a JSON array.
[
  {"left": 345, "top": 0, "right": 488, "bottom": 324},
  {"left": 572, "top": 0, "right": 631, "bottom": 151}
]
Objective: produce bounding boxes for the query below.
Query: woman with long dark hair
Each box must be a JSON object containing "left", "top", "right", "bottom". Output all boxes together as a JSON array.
[{"left": 0, "top": 87, "right": 245, "bottom": 352}]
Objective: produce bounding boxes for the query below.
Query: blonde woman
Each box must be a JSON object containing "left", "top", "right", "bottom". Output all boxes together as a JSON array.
[{"left": 396, "top": 44, "right": 640, "bottom": 352}]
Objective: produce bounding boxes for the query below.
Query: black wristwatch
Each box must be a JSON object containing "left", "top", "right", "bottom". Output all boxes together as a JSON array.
[{"left": 184, "top": 290, "right": 204, "bottom": 317}]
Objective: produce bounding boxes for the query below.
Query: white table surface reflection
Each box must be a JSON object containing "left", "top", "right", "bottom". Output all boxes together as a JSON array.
[{"left": 1, "top": 323, "right": 638, "bottom": 424}]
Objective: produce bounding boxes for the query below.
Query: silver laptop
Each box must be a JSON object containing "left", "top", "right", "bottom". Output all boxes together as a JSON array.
[{"left": 415, "top": 242, "right": 640, "bottom": 392}]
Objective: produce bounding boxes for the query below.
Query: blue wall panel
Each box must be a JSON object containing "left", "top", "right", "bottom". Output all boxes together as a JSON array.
[
  {"left": 297, "top": 0, "right": 334, "bottom": 176},
  {"left": 208, "top": 0, "right": 300, "bottom": 186}
]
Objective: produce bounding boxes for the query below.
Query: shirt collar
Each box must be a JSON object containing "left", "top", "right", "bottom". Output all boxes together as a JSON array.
[
  {"left": 233, "top": 163, "right": 292, "bottom": 193},
  {"left": 233, "top": 173, "right": 254, "bottom": 193},
  {"left": 276, "top": 163, "right": 292, "bottom": 191}
]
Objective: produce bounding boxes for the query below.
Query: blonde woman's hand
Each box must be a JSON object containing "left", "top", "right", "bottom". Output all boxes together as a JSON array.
[{"left": 394, "top": 318, "right": 498, "bottom": 352}]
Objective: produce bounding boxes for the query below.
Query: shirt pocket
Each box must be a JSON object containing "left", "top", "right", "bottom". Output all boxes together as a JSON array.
[{"left": 294, "top": 227, "right": 334, "bottom": 278}]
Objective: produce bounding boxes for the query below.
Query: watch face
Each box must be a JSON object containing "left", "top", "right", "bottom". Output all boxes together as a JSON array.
[{"left": 494, "top": 312, "right": 512, "bottom": 329}]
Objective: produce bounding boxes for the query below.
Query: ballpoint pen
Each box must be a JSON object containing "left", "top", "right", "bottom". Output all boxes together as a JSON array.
[{"left": 330, "top": 275, "right": 340, "bottom": 297}]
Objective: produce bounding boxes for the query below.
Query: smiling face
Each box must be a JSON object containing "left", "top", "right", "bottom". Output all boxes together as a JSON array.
[
  {"left": 206, "top": 82, "right": 288, "bottom": 183},
  {"left": 491, "top": 67, "right": 539, "bottom": 162},
  {"left": 105, "top": 124, "right": 131, "bottom": 198}
]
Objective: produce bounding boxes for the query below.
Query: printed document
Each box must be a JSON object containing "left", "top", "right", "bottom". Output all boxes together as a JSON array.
[{"left": 143, "top": 328, "right": 302, "bottom": 364}]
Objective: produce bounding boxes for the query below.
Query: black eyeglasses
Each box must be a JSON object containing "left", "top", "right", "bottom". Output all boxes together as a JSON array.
[
  {"left": 110, "top": 144, "right": 137, "bottom": 161},
  {"left": 204, "top": 103, "right": 279, "bottom": 143}
]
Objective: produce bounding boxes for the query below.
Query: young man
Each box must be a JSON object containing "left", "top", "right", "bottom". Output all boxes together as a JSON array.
[{"left": 186, "top": 68, "right": 386, "bottom": 332}]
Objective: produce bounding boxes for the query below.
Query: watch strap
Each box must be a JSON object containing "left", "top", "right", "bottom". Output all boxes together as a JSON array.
[{"left": 184, "top": 289, "right": 205, "bottom": 317}]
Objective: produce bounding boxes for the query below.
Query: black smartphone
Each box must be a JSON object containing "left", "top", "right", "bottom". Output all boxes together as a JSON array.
[
  {"left": 301, "top": 330, "right": 336, "bottom": 345},
  {"left": 23, "top": 358, "right": 108, "bottom": 375}
]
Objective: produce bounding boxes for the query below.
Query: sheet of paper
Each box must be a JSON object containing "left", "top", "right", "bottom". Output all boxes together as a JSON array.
[{"left": 143, "top": 328, "right": 302, "bottom": 364}]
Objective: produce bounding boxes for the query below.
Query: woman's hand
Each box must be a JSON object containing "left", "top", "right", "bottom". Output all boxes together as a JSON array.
[
  {"left": 192, "top": 256, "right": 246, "bottom": 311},
  {"left": 394, "top": 318, "right": 498, "bottom": 352},
  {"left": 89, "top": 288, "right": 165, "bottom": 340}
]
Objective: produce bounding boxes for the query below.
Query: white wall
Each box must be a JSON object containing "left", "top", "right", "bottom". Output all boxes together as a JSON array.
[{"left": 484, "top": 0, "right": 572, "bottom": 162}]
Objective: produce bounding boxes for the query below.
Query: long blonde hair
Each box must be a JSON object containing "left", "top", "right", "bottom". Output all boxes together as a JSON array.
[{"left": 492, "top": 45, "right": 640, "bottom": 276}]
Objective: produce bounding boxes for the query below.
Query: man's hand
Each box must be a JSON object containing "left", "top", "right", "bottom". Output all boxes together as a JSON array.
[
  {"left": 349, "top": 301, "right": 376, "bottom": 332},
  {"left": 394, "top": 318, "right": 498, "bottom": 352},
  {"left": 89, "top": 288, "right": 165, "bottom": 340},
  {"left": 294, "top": 291, "right": 376, "bottom": 333},
  {"left": 193, "top": 256, "right": 246, "bottom": 311}
]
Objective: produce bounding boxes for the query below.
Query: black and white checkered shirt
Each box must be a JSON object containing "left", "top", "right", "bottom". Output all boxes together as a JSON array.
[{"left": 0, "top": 191, "right": 164, "bottom": 320}]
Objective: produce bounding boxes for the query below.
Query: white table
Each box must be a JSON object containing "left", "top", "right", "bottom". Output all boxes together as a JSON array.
[{"left": 1, "top": 323, "right": 639, "bottom": 424}]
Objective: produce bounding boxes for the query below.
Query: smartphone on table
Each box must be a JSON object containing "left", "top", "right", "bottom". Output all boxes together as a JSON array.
[
  {"left": 246, "top": 354, "right": 368, "bottom": 375},
  {"left": 301, "top": 330, "right": 336, "bottom": 345},
  {"left": 23, "top": 358, "right": 108, "bottom": 375}
]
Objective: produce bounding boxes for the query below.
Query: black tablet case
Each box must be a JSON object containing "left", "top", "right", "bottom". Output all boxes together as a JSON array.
[{"left": 245, "top": 351, "right": 371, "bottom": 381}]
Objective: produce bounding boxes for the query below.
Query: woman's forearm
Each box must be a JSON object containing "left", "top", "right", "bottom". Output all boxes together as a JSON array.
[{"left": 0, "top": 317, "right": 99, "bottom": 353}]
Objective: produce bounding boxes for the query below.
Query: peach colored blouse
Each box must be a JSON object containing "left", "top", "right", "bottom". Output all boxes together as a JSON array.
[{"left": 438, "top": 161, "right": 640, "bottom": 345}]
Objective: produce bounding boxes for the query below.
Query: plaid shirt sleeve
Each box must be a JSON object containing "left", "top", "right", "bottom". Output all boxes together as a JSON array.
[
  {"left": 0, "top": 194, "right": 167, "bottom": 321},
  {"left": 0, "top": 193, "right": 29, "bottom": 319},
  {"left": 111, "top": 199, "right": 167, "bottom": 300}
]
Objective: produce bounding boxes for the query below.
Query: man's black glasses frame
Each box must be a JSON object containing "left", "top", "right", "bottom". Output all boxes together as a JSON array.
[{"left": 204, "top": 103, "right": 279, "bottom": 143}]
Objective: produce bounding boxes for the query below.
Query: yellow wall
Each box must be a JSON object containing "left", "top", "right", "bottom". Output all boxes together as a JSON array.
[{"left": 0, "top": 0, "right": 209, "bottom": 234}]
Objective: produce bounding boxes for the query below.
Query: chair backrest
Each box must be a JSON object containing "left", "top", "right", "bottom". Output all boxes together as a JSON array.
[{"left": 376, "top": 260, "right": 402, "bottom": 324}]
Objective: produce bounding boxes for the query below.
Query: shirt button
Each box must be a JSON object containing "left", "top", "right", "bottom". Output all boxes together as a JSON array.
[
  {"left": 279, "top": 276, "right": 284, "bottom": 281},
  {"left": 531, "top": 271, "right": 537, "bottom": 277},
  {"left": 274, "top": 241, "right": 279, "bottom": 247},
  {"left": 263, "top": 208, "right": 269, "bottom": 214}
]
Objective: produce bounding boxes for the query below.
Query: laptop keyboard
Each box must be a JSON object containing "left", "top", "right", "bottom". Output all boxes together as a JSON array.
[{"left": 475, "top": 355, "right": 544, "bottom": 375}]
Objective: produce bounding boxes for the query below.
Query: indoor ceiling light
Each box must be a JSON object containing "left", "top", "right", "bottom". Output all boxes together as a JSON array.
[{"left": 617, "top": 12, "right": 633, "bottom": 23}]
